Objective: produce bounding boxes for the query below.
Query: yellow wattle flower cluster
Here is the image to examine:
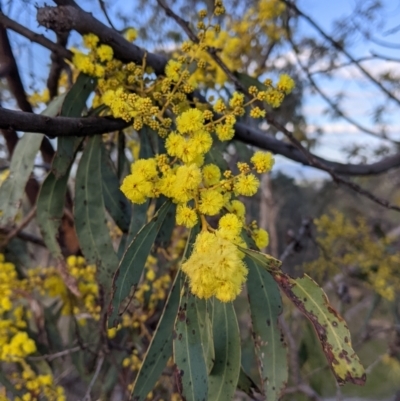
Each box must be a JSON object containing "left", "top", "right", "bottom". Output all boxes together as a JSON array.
[
  {"left": 182, "top": 214, "right": 247, "bottom": 302},
  {"left": 0, "top": 254, "right": 66, "bottom": 401},
  {"left": 72, "top": 33, "right": 114, "bottom": 78}
]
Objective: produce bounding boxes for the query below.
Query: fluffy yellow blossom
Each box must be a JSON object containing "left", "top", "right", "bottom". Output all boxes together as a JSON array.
[
  {"left": 252, "top": 228, "right": 269, "bottom": 249},
  {"left": 182, "top": 231, "right": 247, "bottom": 302},
  {"left": 96, "top": 44, "right": 114, "bottom": 62},
  {"left": 202, "top": 164, "right": 221, "bottom": 186},
  {"left": 165, "top": 60, "right": 182, "bottom": 82},
  {"left": 215, "top": 123, "right": 235, "bottom": 141},
  {"left": 192, "top": 131, "right": 213, "bottom": 154},
  {"left": 121, "top": 174, "right": 153, "bottom": 204},
  {"left": 251, "top": 151, "right": 275, "bottom": 173},
  {"left": 125, "top": 27, "right": 138, "bottom": 42},
  {"left": 176, "top": 109, "right": 205, "bottom": 134},
  {"left": 130, "top": 158, "right": 158, "bottom": 180},
  {"left": 176, "top": 205, "right": 198, "bottom": 227},
  {"left": 83, "top": 33, "right": 99, "bottom": 49},
  {"left": 175, "top": 164, "right": 202, "bottom": 190},
  {"left": 228, "top": 200, "right": 246, "bottom": 219},
  {"left": 229, "top": 92, "right": 245, "bottom": 107},
  {"left": 234, "top": 174, "right": 259, "bottom": 196},
  {"left": 277, "top": 74, "right": 295, "bottom": 94},
  {"left": 199, "top": 189, "right": 224, "bottom": 215},
  {"left": 218, "top": 213, "right": 243, "bottom": 240}
]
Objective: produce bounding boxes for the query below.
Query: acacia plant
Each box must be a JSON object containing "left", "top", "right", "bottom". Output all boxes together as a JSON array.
[{"left": 1, "top": 0, "right": 400, "bottom": 400}]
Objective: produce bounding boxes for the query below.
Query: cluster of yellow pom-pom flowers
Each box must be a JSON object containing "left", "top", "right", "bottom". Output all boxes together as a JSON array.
[
  {"left": 120, "top": 137, "right": 275, "bottom": 302},
  {"left": 70, "top": 1, "right": 295, "bottom": 303}
]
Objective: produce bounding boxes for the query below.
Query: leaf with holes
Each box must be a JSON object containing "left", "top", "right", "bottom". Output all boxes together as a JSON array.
[
  {"left": 108, "top": 201, "right": 172, "bottom": 327},
  {"left": 273, "top": 272, "right": 366, "bottom": 385},
  {"left": 101, "top": 144, "right": 131, "bottom": 233},
  {"left": 246, "top": 256, "right": 288, "bottom": 400},
  {"left": 208, "top": 299, "right": 241, "bottom": 401},
  {"left": 74, "top": 135, "right": 118, "bottom": 301}
]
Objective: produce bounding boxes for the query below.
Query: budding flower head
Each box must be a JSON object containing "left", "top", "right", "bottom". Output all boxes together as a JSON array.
[{"left": 251, "top": 151, "right": 275, "bottom": 173}]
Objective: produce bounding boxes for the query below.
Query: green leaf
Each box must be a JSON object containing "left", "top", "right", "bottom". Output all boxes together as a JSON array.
[
  {"left": 130, "top": 270, "right": 182, "bottom": 401},
  {"left": 37, "top": 171, "right": 69, "bottom": 260},
  {"left": 273, "top": 272, "right": 366, "bottom": 385},
  {"left": 117, "top": 201, "right": 149, "bottom": 258},
  {"left": 0, "top": 95, "right": 65, "bottom": 225},
  {"left": 52, "top": 73, "right": 97, "bottom": 177},
  {"left": 195, "top": 299, "right": 214, "bottom": 374},
  {"left": 74, "top": 135, "right": 119, "bottom": 301},
  {"left": 155, "top": 197, "right": 177, "bottom": 248},
  {"left": 237, "top": 367, "right": 262, "bottom": 399},
  {"left": 246, "top": 256, "right": 288, "bottom": 400},
  {"left": 61, "top": 73, "right": 97, "bottom": 117},
  {"left": 208, "top": 299, "right": 241, "bottom": 401},
  {"left": 101, "top": 144, "right": 131, "bottom": 233},
  {"left": 108, "top": 201, "right": 172, "bottom": 327},
  {"left": 240, "top": 246, "right": 282, "bottom": 272},
  {"left": 174, "top": 284, "right": 208, "bottom": 401}
]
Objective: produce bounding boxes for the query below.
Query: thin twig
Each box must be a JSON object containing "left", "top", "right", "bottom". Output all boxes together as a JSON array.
[
  {"left": 1, "top": 206, "right": 37, "bottom": 245},
  {"left": 27, "top": 346, "right": 82, "bottom": 361},
  {"left": 83, "top": 353, "right": 105, "bottom": 401},
  {"left": 0, "top": 11, "right": 72, "bottom": 60}
]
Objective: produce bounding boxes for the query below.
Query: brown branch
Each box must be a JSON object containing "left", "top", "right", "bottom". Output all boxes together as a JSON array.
[
  {"left": 37, "top": 3, "right": 166, "bottom": 75},
  {"left": 1, "top": 206, "right": 37, "bottom": 246},
  {"left": 157, "top": 0, "right": 400, "bottom": 214},
  {"left": 0, "top": 11, "right": 72, "bottom": 60},
  {"left": 3, "top": 107, "right": 400, "bottom": 176},
  {"left": 0, "top": 107, "right": 129, "bottom": 136},
  {"left": 0, "top": 12, "right": 55, "bottom": 165}
]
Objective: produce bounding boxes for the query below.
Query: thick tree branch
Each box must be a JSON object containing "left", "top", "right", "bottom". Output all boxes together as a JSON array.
[
  {"left": 0, "top": 11, "right": 72, "bottom": 60},
  {"left": 0, "top": 107, "right": 129, "bottom": 136},
  {"left": 37, "top": 4, "right": 167, "bottom": 75},
  {"left": 3, "top": 106, "right": 400, "bottom": 177}
]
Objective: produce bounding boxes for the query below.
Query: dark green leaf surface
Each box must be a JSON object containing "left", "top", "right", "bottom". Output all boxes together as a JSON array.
[
  {"left": 101, "top": 145, "right": 131, "bottom": 233},
  {"left": 108, "top": 201, "right": 172, "bottom": 327},
  {"left": 195, "top": 299, "right": 214, "bottom": 374},
  {"left": 237, "top": 367, "right": 262, "bottom": 399},
  {"left": 53, "top": 73, "right": 97, "bottom": 177},
  {"left": 246, "top": 256, "right": 288, "bottom": 401},
  {"left": 37, "top": 171, "right": 69, "bottom": 260},
  {"left": 131, "top": 271, "right": 182, "bottom": 401},
  {"left": 174, "top": 285, "right": 208, "bottom": 401},
  {"left": 0, "top": 95, "right": 65, "bottom": 225},
  {"left": 208, "top": 299, "right": 241, "bottom": 401},
  {"left": 74, "top": 135, "right": 118, "bottom": 300}
]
